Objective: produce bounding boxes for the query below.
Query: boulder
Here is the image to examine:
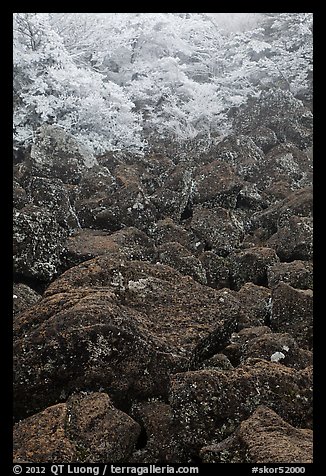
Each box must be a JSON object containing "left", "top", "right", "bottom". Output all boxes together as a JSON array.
[
  {"left": 13, "top": 256, "right": 242, "bottom": 419},
  {"left": 151, "top": 162, "right": 196, "bottom": 222},
  {"left": 214, "top": 135, "right": 264, "bottom": 182},
  {"left": 267, "top": 260, "right": 313, "bottom": 289},
  {"left": 66, "top": 392, "right": 141, "bottom": 462},
  {"left": 13, "top": 392, "right": 140, "bottom": 463},
  {"left": 235, "top": 183, "right": 268, "bottom": 213},
  {"left": 248, "top": 186, "right": 313, "bottom": 240},
  {"left": 29, "top": 176, "right": 79, "bottom": 229},
  {"left": 228, "top": 247, "right": 279, "bottom": 290},
  {"left": 13, "top": 205, "right": 67, "bottom": 281},
  {"left": 61, "top": 227, "right": 157, "bottom": 269},
  {"left": 129, "top": 401, "right": 179, "bottom": 463},
  {"left": 267, "top": 216, "right": 313, "bottom": 261},
  {"left": 256, "top": 144, "right": 312, "bottom": 191},
  {"left": 237, "top": 283, "right": 271, "bottom": 328},
  {"left": 149, "top": 218, "right": 201, "bottom": 253},
  {"left": 192, "top": 159, "right": 243, "bottom": 208},
  {"left": 77, "top": 165, "right": 117, "bottom": 200},
  {"left": 200, "top": 406, "right": 313, "bottom": 463},
  {"left": 233, "top": 89, "right": 313, "bottom": 150},
  {"left": 28, "top": 124, "right": 95, "bottom": 184},
  {"left": 76, "top": 181, "right": 158, "bottom": 232},
  {"left": 271, "top": 282, "right": 313, "bottom": 349},
  {"left": 97, "top": 152, "right": 174, "bottom": 194},
  {"left": 169, "top": 359, "right": 312, "bottom": 452},
  {"left": 157, "top": 242, "right": 207, "bottom": 285},
  {"left": 13, "top": 283, "right": 41, "bottom": 316},
  {"left": 223, "top": 326, "right": 273, "bottom": 366},
  {"left": 13, "top": 403, "right": 77, "bottom": 463},
  {"left": 198, "top": 252, "right": 230, "bottom": 289},
  {"left": 191, "top": 206, "right": 244, "bottom": 256},
  {"left": 237, "top": 331, "right": 312, "bottom": 369}
]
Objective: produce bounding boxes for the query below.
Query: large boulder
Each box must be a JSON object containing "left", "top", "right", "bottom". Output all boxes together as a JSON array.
[
  {"left": 267, "top": 260, "right": 313, "bottom": 289},
  {"left": 267, "top": 215, "right": 313, "bottom": 261},
  {"left": 66, "top": 392, "right": 141, "bottom": 462},
  {"left": 271, "top": 282, "right": 313, "bottom": 349},
  {"left": 213, "top": 135, "right": 264, "bottom": 182},
  {"left": 192, "top": 159, "right": 243, "bottom": 208},
  {"left": 228, "top": 247, "right": 279, "bottom": 290},
  {"left": 29, "top": 176, "right": 79, "bottom": 229},
  {"left": 248, "top": 186, "right": 313, "bottom": 240},
  {"left": 76, "top": 181, "right": 158, "bottom": 232},
  {"left": 28, "top": 124, "right": 95, "bottom": 184},
  {"left": 191, "top": 206, "right": 244, "bottom": 256},
  {"left": 169, "top": 360, "right": 312, "bottom": 453},
  {"left": 13, "top": 205, "right": 67, "bottom": 281},
  {"left": 13, "top": 403, "right": 76, "bottom": 463},
  {"left": 252, "top": 144, "right": 313, "bottom": 193},
  {"left": 61, "top": 227, "right": 157, "bottom": 269},
  {"left": 148, "top": 218, "right": 201, "bottom": 253},
  {"left": 200, "top": 406, "right": 313, "bottom": 463},
  {"left": 14, "top": 256, "right": 242, "bottom": 419},
  {"left": 157, "top": 242, "right": 207, "bottom": 285},
  {"left": 231, "top": 329, "right": 312, "bottom": 370},
  {"left": 13, "top": 392, "right": 141, "bottom": 463}
]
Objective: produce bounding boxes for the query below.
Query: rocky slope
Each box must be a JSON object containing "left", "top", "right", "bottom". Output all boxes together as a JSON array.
[{"left": 13, "top": 89, "right": 313, "bottom": 464}]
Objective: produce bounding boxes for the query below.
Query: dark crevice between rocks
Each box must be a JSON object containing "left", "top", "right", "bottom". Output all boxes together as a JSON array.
[
  {"left": 189, "top": 453, "right": 203, "bottom": 464},
  {"left": 180, "top": 200, "right": 193, "bottom": 222},
  {"left": 13, "top": 274, "right": 49, "bottom": 295},
  {"left": 135, "top": 425, "right": 149, "bottom": 450},
  {"left": 203, "top": 241, "right": 212, "bottom": 252}
]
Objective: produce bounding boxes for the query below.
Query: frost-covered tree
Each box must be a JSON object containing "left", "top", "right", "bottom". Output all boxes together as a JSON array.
[
  {"left": 13, "top": 13, "right": 145, "bottom": 155},
  {"left": 14, "top": 13, "right": 313, "bottom": 156}
]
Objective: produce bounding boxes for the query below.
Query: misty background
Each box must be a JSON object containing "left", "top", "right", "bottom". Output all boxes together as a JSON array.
[{"left": 13, "top": 13, "right": 312, "bottom": 158}]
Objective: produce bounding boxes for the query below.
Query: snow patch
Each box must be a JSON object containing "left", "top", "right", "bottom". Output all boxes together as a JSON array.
[{"left": 270, "top": 351, "right": 286, "bottom": 362}]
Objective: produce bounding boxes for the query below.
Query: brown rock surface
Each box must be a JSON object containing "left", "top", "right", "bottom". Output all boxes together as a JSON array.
[
  {"left": 129, "top": 401, "right": 179, "bottom": 463},
  {"left": 14, "top": 256, "right": 242, "bottom": 419},
  {"left": 267, "top": 215, "right": 313, "bottom": 261},
  {"left": 170, "top": 359, "right": 312, "bottom": 451},
  {"left": 13, "top": 403, "right": 77, "bottom": 463},
  {"left": 236, "top": 283, "right": 271, "bottom": 328},
  {"left": 228, "top": 247, "right": 279, "bottom": 290},
  {"left": 13, "top": 392, "right": 140, "bottom": 463},
  {"left": 191, "top": 206, "right": 244, "bottom": 256},
  {"left": 271, "top": 282, "right": 313, "bottom": 349},
  {"left": 193, "top": 159, "right": 243, "bottom": 208},
  {"left": 200, "top": 406, "right": 313, "bottom": 463},
  {"left": 61, "top": 227, "right": 157, "bottom": 268},
  {"left": 267, "top": 260, "right": 313, "bottom": 289},
  {"left": 157, "top": 241, "right": 207, "bottom": 284}
]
